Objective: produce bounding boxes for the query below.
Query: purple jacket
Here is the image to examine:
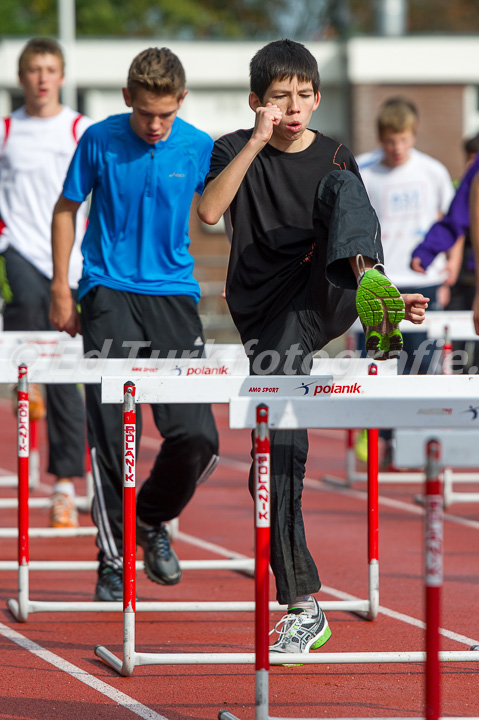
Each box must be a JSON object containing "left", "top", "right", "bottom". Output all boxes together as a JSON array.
[{"left": 411, "top": 153, "right": 479, "bottom": 270}]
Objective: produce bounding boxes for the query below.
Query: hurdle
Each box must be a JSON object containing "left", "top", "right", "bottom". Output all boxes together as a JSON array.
[
  {"left": 219, "top": 415, "right": 464, "bottom": 720},
  {"left": 93, "top": 373, "right": 479, "bottom": 685},
  {"left": 324, "top": 312, "right": 479, "bottom": 506},
  {"left": 5, "top": 361, "right": 255, "bottom": 619},
  {"left": 219, "top": 411, "right": 478, "bottom": 720},
  {"left": 6, "top": 354, "right": 390, "bottom": 619}
]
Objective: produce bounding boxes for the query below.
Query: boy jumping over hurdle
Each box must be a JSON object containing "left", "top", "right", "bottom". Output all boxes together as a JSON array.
[{"left": 198, "top": 38, "right": 428, "bottom": 659}]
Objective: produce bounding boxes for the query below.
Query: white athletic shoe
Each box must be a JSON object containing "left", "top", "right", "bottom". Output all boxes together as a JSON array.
[{"left": 269, "top": 597, "right": 331, "bottom": 665}]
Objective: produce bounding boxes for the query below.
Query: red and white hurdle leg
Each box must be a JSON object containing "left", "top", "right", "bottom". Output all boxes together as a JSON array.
[
  {"left": 367, "top": 363, "right": 379, "bottom": 620},
  {"left": 254, "top": 405, "right": 271, "bottom": 720},
  {"left": 15, "top": 365, "right": 30, "bottom": 622},
  {"left": 425, "top": 439, "right": 443, "bottom": 720},
  {"left": 219, "top": 403, "right": 271, "bottom": 720},
  {"left": 122, "top": 381, "right": 137, "bottom": 675},
  {"left": 95, "top": 381, "right": 138, "bottom": 676}
]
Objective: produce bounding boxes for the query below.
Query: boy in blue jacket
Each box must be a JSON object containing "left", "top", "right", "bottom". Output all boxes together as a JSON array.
[{"left": 50, "top": 47, "right": 219, "bottom": 601}]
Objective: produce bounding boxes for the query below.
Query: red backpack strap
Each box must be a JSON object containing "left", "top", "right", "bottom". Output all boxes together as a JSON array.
[
  {"left": 2, "top": 117, "right": 11, "bottom": 148},
  {"left": 72, "top": 114, "right": 83, "bottom": 144}
]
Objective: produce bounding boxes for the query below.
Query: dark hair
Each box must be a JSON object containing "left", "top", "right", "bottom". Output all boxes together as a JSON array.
[
  {"left": 127, "top": 47, "right": 185, "bottom": 100},
  {"left": 464, "top": 133, "right": 479, "bottom": 156},
  {"left": 18, "top": 37, "right": 65, "bottom": 75},
  {"left": 250, "top": 39, "right": 320, "bottom": 100}
]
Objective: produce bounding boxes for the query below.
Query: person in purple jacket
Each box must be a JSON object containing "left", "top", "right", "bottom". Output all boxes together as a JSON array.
[
  {"left": 471, "top": 167, "right": 479, "bottom": 334},
  {"left": 411, "top": 152, "right": 479, "bottom": 367},
  {"left": 411, "top": 153, "right": 479, "bottom": 274}
]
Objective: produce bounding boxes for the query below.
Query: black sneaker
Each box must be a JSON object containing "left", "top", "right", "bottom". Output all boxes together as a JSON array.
[
  {"left": 137, "top": 522, "right": 182, "bottom": 585},
  {"left": 94, "top": 564, "right": 123, "bottom": 602}
]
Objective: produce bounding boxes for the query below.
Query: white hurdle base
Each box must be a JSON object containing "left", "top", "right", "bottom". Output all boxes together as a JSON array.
[
  {"left": 6, "top": 565, "right": 373, "bottom": 619},
  {"left": 395, "top": 429, "right": 479, "bottom": 507},
  {"left": 0, "top": 558, "right": 253, "bottom": 572},
  {"left": 94, "top": 649, "right": 479, "bottom": 668},
  {"left": 322, "top": 444, "right": 426, "bottom": 488},
  {"left": 0, "top": 494, "right": 92, "bottom": 511},
  {"left": 0, "top": 526, "right": 97, "bottom": 540},
  {"left": 7, "top": 596, "right": 373, "bottom": 622},
  {"left": 322, "top": 429, "right": 479, "bottom": 507}
]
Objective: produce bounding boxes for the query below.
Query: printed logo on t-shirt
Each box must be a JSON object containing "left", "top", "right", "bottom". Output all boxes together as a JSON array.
[
  {"left": 169, "top": 172, "right": 185, "bottom": 178},
  {"left": 382, "top": 181, "right": 425, "bottom": 220}
]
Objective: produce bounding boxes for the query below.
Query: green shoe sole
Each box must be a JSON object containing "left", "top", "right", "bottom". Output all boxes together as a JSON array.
[
  {"left": 357, "top": 269, "right": 405, "bottom": 359},
  {"left": 311, "top": 624, "right": 332, "bottom": 650},
  {"left": 356, "top": 269, "right": 405, "bottom": 326}
]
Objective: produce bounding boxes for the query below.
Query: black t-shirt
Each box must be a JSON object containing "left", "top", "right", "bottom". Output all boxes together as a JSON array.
[{"left": 206, "top": 129, "right": 360, "bottom": 340}]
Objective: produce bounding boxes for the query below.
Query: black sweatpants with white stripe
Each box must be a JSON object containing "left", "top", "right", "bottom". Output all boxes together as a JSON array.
[{"left": 81, "top": 286, "right": 219, "bottom": 570}]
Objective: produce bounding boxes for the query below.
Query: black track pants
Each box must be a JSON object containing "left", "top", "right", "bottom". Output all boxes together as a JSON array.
[
  {"left": 80, "top": 287, "right": 219, "bottom": 568},
  {"left": 244, "top": 170, "right": 383, "bottom": 604}
]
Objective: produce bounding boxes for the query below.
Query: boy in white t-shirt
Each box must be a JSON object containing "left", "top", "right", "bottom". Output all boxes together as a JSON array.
[
  {"left": 355, "top": 98, "right": 455, "bottom": 466},
  {"left": 0, "top": 38, "right": 91, "bottom": 527},
  {"left": 358, "top": 98, "right": 455, "bottom": 296}
]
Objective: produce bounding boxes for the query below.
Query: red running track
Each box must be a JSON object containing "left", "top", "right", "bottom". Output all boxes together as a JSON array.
[{"left": 0, "top": 396, "right": 478, "bottom": 720}]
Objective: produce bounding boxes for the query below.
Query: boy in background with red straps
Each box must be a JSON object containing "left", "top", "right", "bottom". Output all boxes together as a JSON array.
[{"left": 0, "top": 37, "right": 91, "bottom": 527}]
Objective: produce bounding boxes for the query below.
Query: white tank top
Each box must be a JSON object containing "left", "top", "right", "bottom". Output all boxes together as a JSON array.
[{"left": 0, "top": 106, "right": 92, "bottom": 288}]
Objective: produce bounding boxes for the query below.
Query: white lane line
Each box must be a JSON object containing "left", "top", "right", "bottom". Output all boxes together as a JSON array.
[
  {"left": 219, "top": 455, "right": 479, "bottom": 531},
  {"left": 0, "top": 621, "right": 169, "bottom": 720},
  {"left": 319, "top": 585, "right": 479, "bottom": 647},
  {"left": 176, "top": 530, "right": 251, "bottom": 560},
  {"left": 177, "top": 524, "right": 477, "bottom": 649},
  {"left": 379, "top": 606, "right": 479, "bottom": 647},
  {"left": 314, "top": 480, "right": 479, "bottom": 530},
  {"left": 206, "top": 456, "right": 478, "bottom": 647}
]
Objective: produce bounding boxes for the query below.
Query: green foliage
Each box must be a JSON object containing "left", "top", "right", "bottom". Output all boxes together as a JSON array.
[
  {"left": 0, "top": 0, "right": 293, "bottom": 39},
  {"left": 3, "top": 0, "right": 479, "bottom": 40},
  {"left": 1, "top": 0, "right": 57, "bottom": 36}
]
